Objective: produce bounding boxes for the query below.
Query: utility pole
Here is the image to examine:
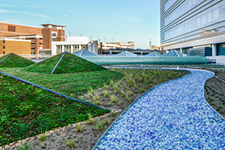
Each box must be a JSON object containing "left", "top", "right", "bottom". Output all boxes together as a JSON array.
[{"left": 149, "top": 38, "right": 152, "bottom": 50}]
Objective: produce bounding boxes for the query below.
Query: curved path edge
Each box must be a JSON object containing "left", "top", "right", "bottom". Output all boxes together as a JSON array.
[{"left": 93, "top": 67, "right": 225, "bottom": 150}]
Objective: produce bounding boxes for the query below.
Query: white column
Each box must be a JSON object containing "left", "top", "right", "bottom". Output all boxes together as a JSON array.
[
  {"left": 70, "top": 45, "right": 73, "bottom": 53},
  {"left": 62, "top": 45, "right": 65, "bottom": 53},
  {"left": 180, "top": 48, "right": 183, "bottom": 53},
  {"left": 212, "top": 44, "right": 217, "bottom": 56},
  {"left": 79, "top": 45, "right": 82, "bottom": 50}
]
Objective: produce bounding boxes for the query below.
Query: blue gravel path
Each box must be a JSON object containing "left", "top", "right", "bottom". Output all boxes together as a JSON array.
[{"left": 93, "top": 69, "right": 225, "bottom": 150}]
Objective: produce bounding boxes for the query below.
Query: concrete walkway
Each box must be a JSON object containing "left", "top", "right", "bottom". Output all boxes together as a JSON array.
[{"left": 93, "top": 69, "right": 225, "bottom": 150}]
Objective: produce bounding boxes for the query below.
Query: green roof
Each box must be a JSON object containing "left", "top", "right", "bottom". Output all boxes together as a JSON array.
[
  {"left": 24, "top": 52, "right": 106, "bottom": 74},
  {"left": 0, "top": 53, "right": 34, "bottom": 68}
]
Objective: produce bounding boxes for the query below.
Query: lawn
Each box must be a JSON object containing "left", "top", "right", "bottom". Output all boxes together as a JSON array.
[
  {"left": 0, "top": 73, "right": 109, "bottom": 146},
  {"left": 1, "top": 68, "right": 123, "bottom": 97}
]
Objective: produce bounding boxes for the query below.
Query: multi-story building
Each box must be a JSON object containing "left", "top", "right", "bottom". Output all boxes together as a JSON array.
[
  {"left": 160, "top": 0, "right": 225, "bottom": 63},
  {"left": 0, "top": 22, "right": 65, "bottom": 56},
  {"left": 5, "top": 34, "right": 43, "bottom": 55},
  {"left": 0, "top": 39, "right": 31, "bottom": 56}
]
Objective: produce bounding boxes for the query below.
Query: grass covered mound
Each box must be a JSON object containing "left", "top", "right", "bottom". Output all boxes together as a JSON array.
[
  {"left": 0, "top": 74, "right": 109, "bottom": 146},
  {"left": 24, "top": 52, "right": 106, "bottom": 74},
  {"left": 0, "top": 53, "right": 34, "bottom": 68},
  {"left": 3, "top": 68, "right": 123, "bottom": 97},
  {"left": 0, "top": 55, "right": 8, "bottom": 62}
]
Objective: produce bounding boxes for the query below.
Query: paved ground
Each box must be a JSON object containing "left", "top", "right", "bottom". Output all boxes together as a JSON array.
[{"left": 93, "top": 69, "right": 225, "bottom": 150}]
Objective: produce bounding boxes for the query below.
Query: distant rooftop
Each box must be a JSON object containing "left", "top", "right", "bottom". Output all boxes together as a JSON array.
[{"left": 41, "top": 24, "right": 65, "bottom": 27}]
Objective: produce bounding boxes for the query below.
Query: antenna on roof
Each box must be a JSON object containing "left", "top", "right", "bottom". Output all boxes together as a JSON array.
[{"left": 149, "top": 38, "right": 152, "bottom": 50}]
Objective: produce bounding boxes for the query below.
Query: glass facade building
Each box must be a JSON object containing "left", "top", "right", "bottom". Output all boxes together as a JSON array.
[{"left": 161, "top": 0, "right": 225, "bottom": 57}]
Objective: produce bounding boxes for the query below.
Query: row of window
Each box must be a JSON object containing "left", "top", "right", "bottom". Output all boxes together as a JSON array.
[
  {"left": 165, "top": 0, "right": 204, "bottom": 26},
  {"left": 164, "top": 4, "right": 225, "bottom": 41},
  {"left": 164, "top": 0, "right": 177, "bottom": 11}
]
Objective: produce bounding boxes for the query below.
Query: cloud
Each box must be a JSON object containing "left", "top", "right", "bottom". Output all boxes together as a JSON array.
[
  {"left": 0, "top": 19, "right": 21, "bottom": 24},
  {"left": 120, "top": 16, "right": 142, "bottom": 22},
  {"left": 0, "top": 9, "right": 49, "bottom": 19},
  {"left": 0, "top": 4, "right": 15, "bottom": 7}
]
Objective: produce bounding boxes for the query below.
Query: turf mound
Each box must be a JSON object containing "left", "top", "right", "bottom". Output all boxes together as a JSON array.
[
  {"left": 0, "top": 73, "right": 108, "bottom": 146},
  {"left": 24, "top": 52, "right": 106, "bottom": 74},
  {"left": 0, "top": 53, "right": 34, "bottom": 68}
]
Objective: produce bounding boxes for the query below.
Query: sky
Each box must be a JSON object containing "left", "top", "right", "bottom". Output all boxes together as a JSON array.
[{"left": 0, "top": 0, "right": 160, "bottom": 49}]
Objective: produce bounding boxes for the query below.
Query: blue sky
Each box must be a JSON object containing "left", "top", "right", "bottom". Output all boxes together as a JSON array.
[{"left": 0, "top": 0, "right": 160, "bottom": 49}]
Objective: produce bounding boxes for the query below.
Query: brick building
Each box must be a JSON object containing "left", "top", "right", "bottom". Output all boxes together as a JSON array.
[
  {"left": 0, "top": 22, "right": 65, "bottom": 56},
  {"left": 0, "top": 39, "right": 31, "bottom": 56}
]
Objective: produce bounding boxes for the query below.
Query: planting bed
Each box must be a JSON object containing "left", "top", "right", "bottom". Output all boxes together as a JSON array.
[
  {"left": 2, "top": 68, "right": 189, "bottom": 150},
  {"left": 24, "top": 52, "right": 106, "bottom": 74},
  {"left": 205, "top": 69, "right": 225, "bottom": 118},
  {"left": 0, "top": 73, "right": 108, "bottom": 147},
  {"left": 0, "top": 54, "right": 34, "bottom": 68}
]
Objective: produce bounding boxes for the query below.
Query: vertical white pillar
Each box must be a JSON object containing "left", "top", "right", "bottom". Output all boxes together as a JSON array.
[
  {"left": 212, "top": 44, "right": 217, "bottom": 56},
  {"left": 70, "top": 45, "right": 72, "bottom": 53},
  {"left": 62, "top": 45, "right": 65, "bottom": 53},
  {"left": 180, "top": 48, "right": 183, "bottom": 53},
  {"left": 79, "top": 45, "right": 82, "bottom": 50}
]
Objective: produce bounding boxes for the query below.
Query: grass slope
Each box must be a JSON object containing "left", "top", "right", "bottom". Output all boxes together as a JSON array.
[
  {"left": 23, "top": 54, "right": 63, "bottom": 74},
  {"left": 0, "top": 74, "right": 109, "bottom": 146},
  {"left": 53, "top": 53, "right": 106, "bottom": 74},
  {"left": 24, "top": 52, "right": 106, "bottom": 74},
  {"left": 0, "top": 54, "right": 34, "bottom": 68},
  {"left": 0, "top": 55, "right": 7, "bottom": 62},
  {"left": 2, "top": 68, "right": 123, "bottom": 97}
]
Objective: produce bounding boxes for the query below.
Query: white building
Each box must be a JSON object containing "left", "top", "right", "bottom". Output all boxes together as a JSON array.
[{"left": 51, "top": 37, "right": 98, "bottom": 55}]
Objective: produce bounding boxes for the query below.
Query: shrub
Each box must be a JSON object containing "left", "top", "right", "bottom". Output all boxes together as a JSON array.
[
  {"left": 87, "top": 114, "right": 94, "bottom": 124},
  {"left": 19, "top": 143, "right": 29, "bottom": 150},
  {"left": 113, "top": 85, "right": 119, "bottom": 94},
  {"left": 39, "top": 135, "right": 47, "bottom": 141},
  {"left": 76, "top": 124, "right": 84, "bottom": 132},
  {"left": 103, "top": 83, "right": 107, "bottom": 89},
  {"left": 103, "top": 118, "right": 110, "bottom": 126},
  {"left": 66, "top": 140, "right": 75, "bottom": 148},
  {"left": 111, "top": 95, "right": 118, "bottom": 103},
  {"left": 93, "top": 95, "right": 99, "bottom": 101},
  {"left": 95, "top": 121, "right": 103, "bottom": 131},
  {"left": 128, "top": 91, "right": 134, "bottom": 96},
  {"left": 110, "top": 80, "right": 114, "bottom": 87},
  {"left": 103, "top": 90, "right": 110, "bottom": 97}
]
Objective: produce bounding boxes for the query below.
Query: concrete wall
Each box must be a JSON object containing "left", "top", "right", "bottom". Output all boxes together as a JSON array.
[{"left": 207, "top": 56, "right": 225, "bottom": 65}]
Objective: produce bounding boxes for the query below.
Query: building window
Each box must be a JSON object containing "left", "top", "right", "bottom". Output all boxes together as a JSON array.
[
  {"left": 52, "top": 31, "right": 57, "bottom": 41},
  {"left": 8, "top": 25, "right": 16, "bottom": 32}
]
